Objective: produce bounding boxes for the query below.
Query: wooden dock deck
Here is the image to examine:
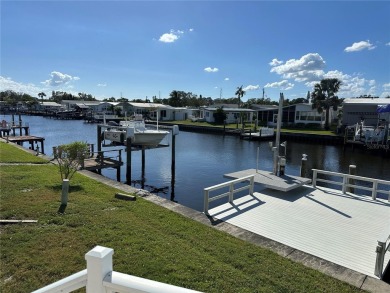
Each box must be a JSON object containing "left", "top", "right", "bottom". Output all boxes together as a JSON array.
[
  {"left": 208, "top": 185, "right": 390, "bottom": 278},
  {"left": 6, "top": 135, "right": 45, "bottom": 154}
]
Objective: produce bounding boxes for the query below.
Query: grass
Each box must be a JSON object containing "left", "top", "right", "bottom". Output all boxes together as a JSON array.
[
  {"left": 0, "top": 143, "right": 363, "bottom": 292},
  {"left": 0, "top": 141, "right": 48, "bottom": 163}
]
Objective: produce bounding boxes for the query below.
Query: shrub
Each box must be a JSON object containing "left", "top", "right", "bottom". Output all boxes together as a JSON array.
[{"left": 53, "top": 141, "right": 89, "bottom": 180}]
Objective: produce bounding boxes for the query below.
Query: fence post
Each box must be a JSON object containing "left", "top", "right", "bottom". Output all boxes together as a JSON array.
[
  {"left": 249, "top": 176, "right": 254, "bottom": 195},
  {"left": 347, "top": 165, "right": 356, "bottom": 193},
  {"left": 372, "top": 180, "right": 378, "bottom": 200},
  {"left": 342, "top": 175, "right": 347, "bottom": 194},
  {"left": 229, "top": 183, "right": 234, "bottom": 203},
  {"left": 374, "top": 241, "right": 386, "bottom": 278},
  {"left": 85, "top": 246, "right": 114, "bottom": 293},
  {"left": 203, "top": 190, "right": 209, "bottom": 215},
  {"left": 312, "top": 170, "right": 317, "bottom": 188}
]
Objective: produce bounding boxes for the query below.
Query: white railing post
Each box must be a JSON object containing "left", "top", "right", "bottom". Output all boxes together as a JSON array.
[
  {"left": 249, "top": 176, "right": 254, "bottom": 195},
  {"left": 312, "top": 170, "right": 317, "bottom": 188},
  {"left": 372, "top": 180, "right": 378, "bottom": 200},
  {"left": 374, "top": 241, "right": 386, "bottom": 278},
  {"left": 203, "top": 190, "right": 209, "bottom": 215},
  {"left": 85, "top": 246, "right": 114, "bottom": 293},
  {"left": 229, "top": 182, "right": 234, "bottom": 204},
  {"left": 342, "top": 175, "right": 347, "bottom": 194}
]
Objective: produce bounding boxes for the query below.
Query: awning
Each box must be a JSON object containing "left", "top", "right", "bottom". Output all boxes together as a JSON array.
[{"left": 376, "top": 104, "right": 390, "bottom": 113}]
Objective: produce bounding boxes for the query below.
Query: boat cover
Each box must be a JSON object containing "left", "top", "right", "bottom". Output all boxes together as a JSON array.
[{"left": 376, "top": 104, "right": 390, "bottom": 113}]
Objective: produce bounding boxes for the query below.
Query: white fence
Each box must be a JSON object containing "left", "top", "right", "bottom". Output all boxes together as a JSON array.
[
  {"left": 203, "top": 175, "right": 255, "bottom": 215},
  {"left": 312, "top": 169, "right": 390, "bottom": 201},
  {"left": 32, "top": 246, "right": 202, "bottom": 293}
]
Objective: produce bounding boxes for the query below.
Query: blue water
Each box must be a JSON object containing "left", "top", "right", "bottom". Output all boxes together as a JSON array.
[{"left": 2, "top": 114, "right": 389, "bottom": 211}]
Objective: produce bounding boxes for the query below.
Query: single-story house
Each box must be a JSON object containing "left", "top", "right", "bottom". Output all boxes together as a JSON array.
[
  {"left": 342, "top": 98, "right": 390, "bottom": 126},
  {"left": 200, "top": 106, "right": 255, "bottom": 124},
  {"left": 253, "top": 103, "right": 337, "bottom": 128},
  {"left": 36, "top": 102, "right": 64, "bottom": 112}
]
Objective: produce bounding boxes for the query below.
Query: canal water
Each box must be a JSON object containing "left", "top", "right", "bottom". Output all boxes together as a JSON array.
[{"left": 2, "top": 114, "right": 389, "bottom": 211}]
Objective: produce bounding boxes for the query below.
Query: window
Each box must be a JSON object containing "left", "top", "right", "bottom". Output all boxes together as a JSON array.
[{"left": 161, "top": 110, "right": 166, "bottom": 118}]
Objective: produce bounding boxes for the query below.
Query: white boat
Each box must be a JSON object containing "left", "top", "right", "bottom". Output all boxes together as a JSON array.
[{"left": 103, "top": 115, "right": 169, "bottom": 146}]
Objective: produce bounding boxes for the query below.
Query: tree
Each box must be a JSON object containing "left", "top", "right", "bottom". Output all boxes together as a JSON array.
[
  {"left": 53, "top": 141, "right": 89, "bottom": 180},
  {"left": 235, "top": 86, "right": 245, "bottom": 108},
  {"left": 38, "top": 92, "right": 46, "bottom": 102},
  {"left": 213, "top": 106, "right": 227, "bottom": 124},
  {"left": 311, "top": 78, "right": 342, "bottom": 130}
]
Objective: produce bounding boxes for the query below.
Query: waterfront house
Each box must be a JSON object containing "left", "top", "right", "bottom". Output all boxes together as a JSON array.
[
  {"left": 200, "top": 106, "right": 255, "bottom": 124},
  {"left": 253, "top": 103, "right": 336, "bottom": 128},
  {"left": 36, "top": 101, "right": 64, "bottom": 112},
  {"left": 342, "top": 98, "right": 390, "bottom": 126}
]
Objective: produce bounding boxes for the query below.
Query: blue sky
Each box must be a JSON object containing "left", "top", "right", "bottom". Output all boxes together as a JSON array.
[{"left": 1, "top": 1, "right": 389, "bottom": 102}]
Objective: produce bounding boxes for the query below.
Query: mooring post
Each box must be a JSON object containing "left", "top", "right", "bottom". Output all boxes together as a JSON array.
[
  {"left": 97, "top": 125, "right": 102, "bottom": 152},
  {"left": 18, "top": 114, "right": 22, "bottom": 135},
  {"left": 117, "top": 149, "right": 121, "bottom": 182},
  {"left": 141, "top": 147, "right": 146, "bottom": 189},
  {"left": 126, "top": 137, "right": 132, "bottom": 184},
  {"left": 347, "top": 165, "right": 356, "bottom": 193},
  {"left": 171, "top": 125, "right": 179, "bottom": 201}
]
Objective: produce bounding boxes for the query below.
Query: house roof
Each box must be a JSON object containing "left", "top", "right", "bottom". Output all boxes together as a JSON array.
[
  {"left": 205, "top": 107, "right": 255, "bottom": 112},
  {"left": 41, "top": 102, "right": 62, "bottom": 107},
  {"left": 129, "top": 102, "right": 173, "bottom": 109},
  {"left": 343, "top": 98, "right": 390, "bottom": 105}
]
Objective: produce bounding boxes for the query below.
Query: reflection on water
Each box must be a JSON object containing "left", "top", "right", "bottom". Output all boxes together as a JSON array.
[{"left": 2, "top": 114, "right": 389, "bottom": 211}]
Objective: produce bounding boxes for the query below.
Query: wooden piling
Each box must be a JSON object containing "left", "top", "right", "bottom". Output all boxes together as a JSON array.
[{"left": 126, "top": 137, "right": 132, "bottom": 184}]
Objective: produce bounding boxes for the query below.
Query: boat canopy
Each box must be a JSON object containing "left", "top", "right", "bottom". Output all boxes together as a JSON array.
[{"left": 376, "top": 104, "right": 390, "bottom": 113}]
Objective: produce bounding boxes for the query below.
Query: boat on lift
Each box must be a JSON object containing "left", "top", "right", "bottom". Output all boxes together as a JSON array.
[{"left": 103, "top": 114, "right": 169, "bottom": 146}]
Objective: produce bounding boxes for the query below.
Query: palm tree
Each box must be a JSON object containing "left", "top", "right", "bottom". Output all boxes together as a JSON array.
[
  {"left": 38, "top": 92, "right": 46, "bottom": 102},
  {"left": 311, "top": 78, "right": 342, "bottom": 130},
  {"left": 235, "top": 86, "right": 245, "bottom": 108}
]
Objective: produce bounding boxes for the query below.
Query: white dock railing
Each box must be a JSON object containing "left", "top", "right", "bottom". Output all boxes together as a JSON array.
[
  {"left": 203, "top": 175, "right": 255, "bottom": 215},
  {"left": 374, "top": 228, "right": 390, "bottom": 279},
  {"left": 312, "top": 169, "right": 390, "bottom": 201},
  {"left": 32, "top": 246, "right": 202, "bottom": 293}
]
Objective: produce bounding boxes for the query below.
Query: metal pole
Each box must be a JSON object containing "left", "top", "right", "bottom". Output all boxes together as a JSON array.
[{"left": 273, "top": 93, "right": 284, "bottom": 175}]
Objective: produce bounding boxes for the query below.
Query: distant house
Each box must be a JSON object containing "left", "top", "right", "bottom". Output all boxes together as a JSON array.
[
  {"left": 342, "top": 98, "right": 390, "bottom": 126},
  {"left": 36, "top": 102, "right": 63, "bottom": 112},
  {"left": 253, "top": 103, "right": 335, "bottom": 128},
  {"left": 200, "top": 106, "right": 255, "bottom": 124}
]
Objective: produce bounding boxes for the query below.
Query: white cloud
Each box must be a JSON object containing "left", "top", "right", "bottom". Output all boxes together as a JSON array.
[
  {"left": 158, "top": 29, "right": 188, "bottom": 43},
  {"left": 386, "top": 42, "right": 390, "bottom": 46},
  {"left": 383, "top": 83, "right": 390, "bottom": 89},
  {"left": 159, "top": 33, "right": 179, "bottom": 43},
  {"left": 344, "top": 40, "right": 376, "bottom": 52},
  {"left": 0, "top": 76, "right": 43, "bottom": 96},
  {"left": 270, "top": 53, "right": 326, "bottom": 83},
  {"left": 224, "top": 77, "right": 229, "bottom": 81},
  {"left": 204, "top": 67, "right": 219, "bottom": 73},
  {"left": 269, "top": 58, "right": 283, "bottom": 66},
  {"left": 264, "top": 80, "right": 294, "bottom": 90},
  {"left": 97, "top": 83, "right": 107, "bottom": 87},
  {"left": 41, "top": 71, "right": 80, "bottom": 87},
  {"left": 380, "top": 92, "right": 390, "bottom": 98},
  {"left": 243, "top": 85, "right": 260, "bottom": 91},
  {"left": 189, "top": 28, "right": 194, "bottom": 32}
]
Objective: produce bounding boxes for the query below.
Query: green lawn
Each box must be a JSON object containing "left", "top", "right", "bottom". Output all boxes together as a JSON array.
[
  {"left": 0, "top": 141, "right": 48, "bottom": 164},
  {"left": 0, "top": 144, "right": 362, "bottom": 293}
]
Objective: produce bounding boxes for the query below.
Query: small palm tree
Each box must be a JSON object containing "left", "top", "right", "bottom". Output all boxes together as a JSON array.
[
  {"left": 235, "top": 86, "right": 245, "bottom": 108},
  {"left": 311, "top": 78, "right": 342, "bottom": 130}
]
